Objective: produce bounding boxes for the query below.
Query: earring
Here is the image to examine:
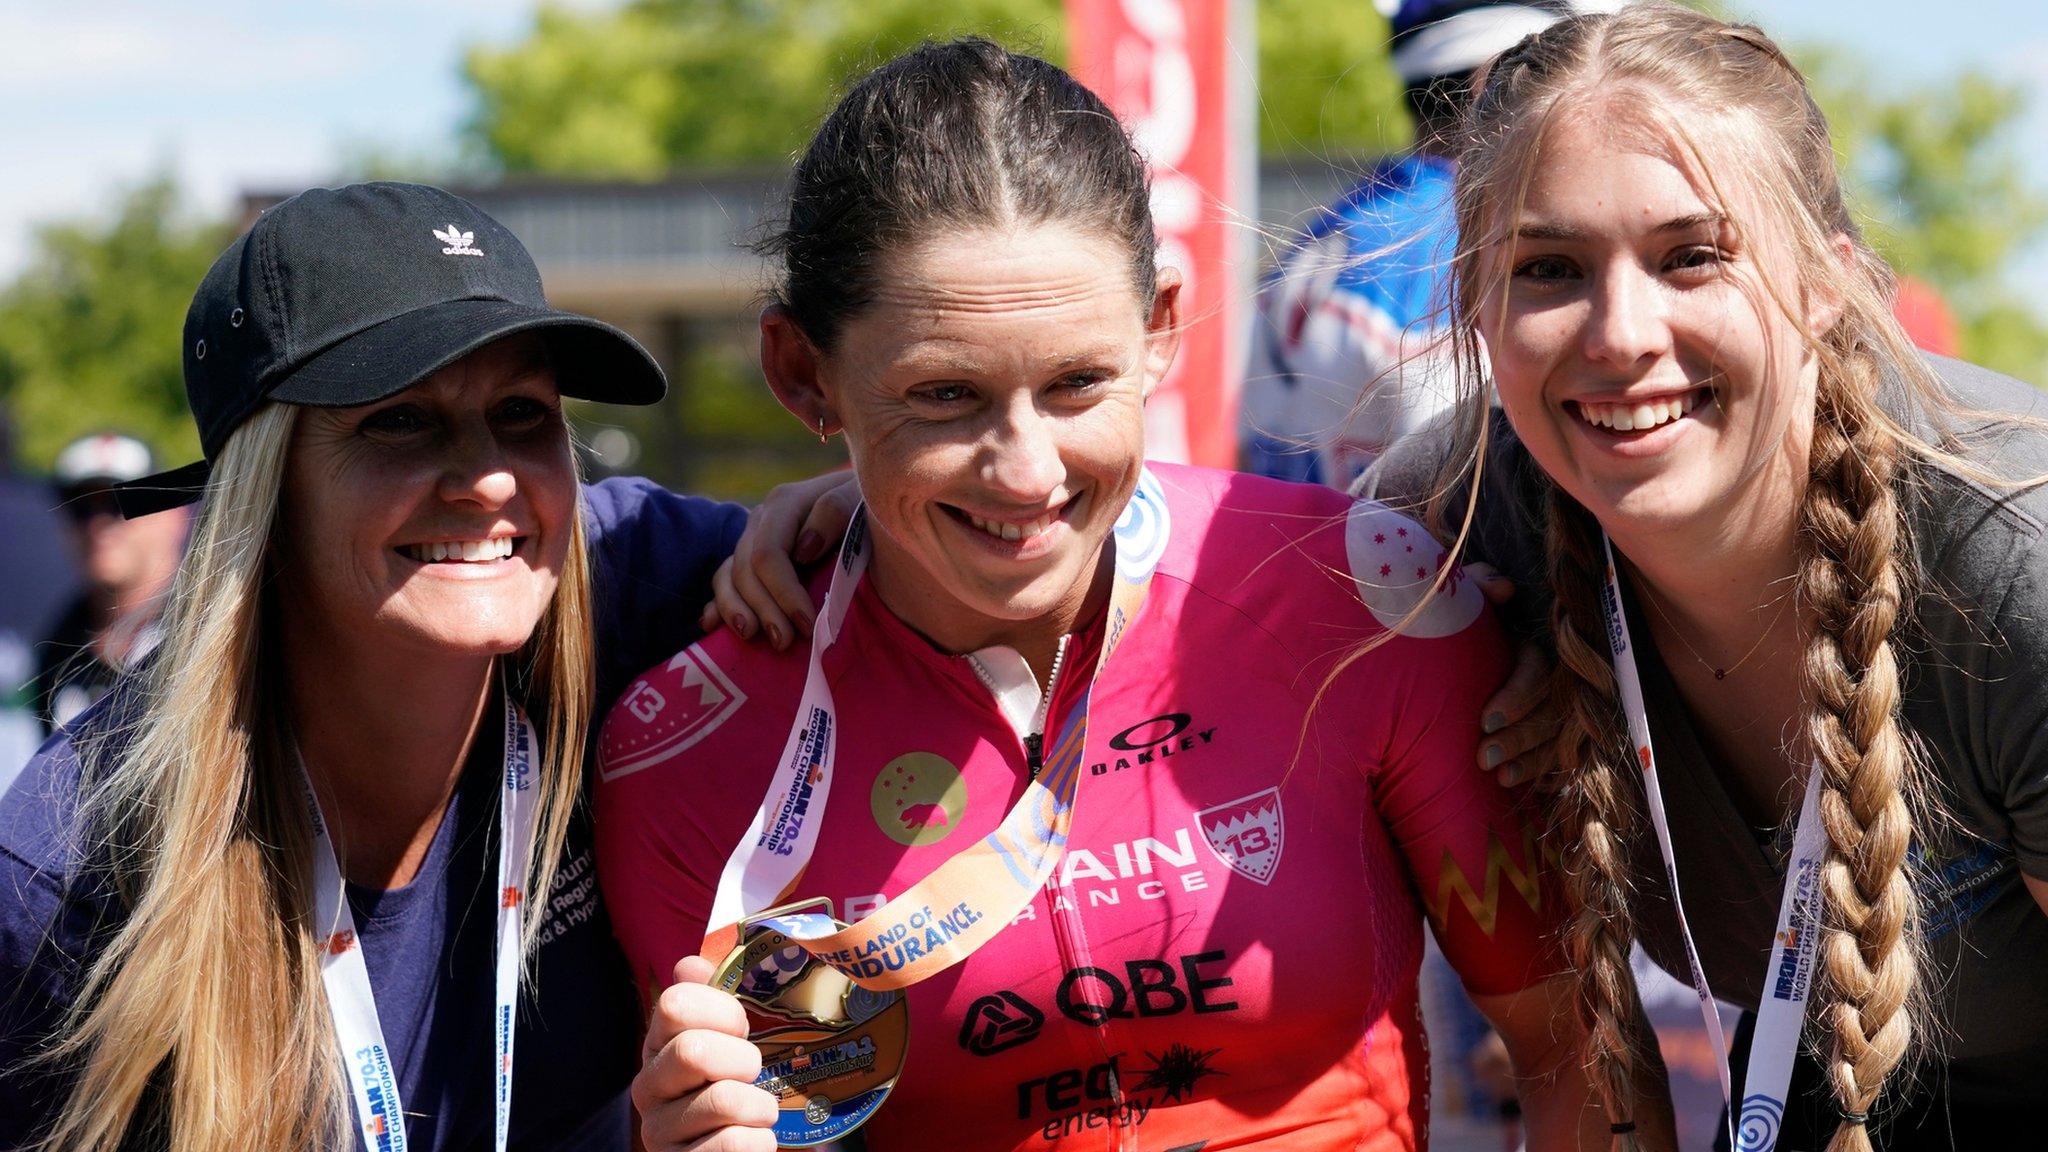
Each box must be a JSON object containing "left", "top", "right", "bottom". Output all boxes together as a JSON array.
[{"left": 817, "top": 417, "right": 830, "bottom": 444}]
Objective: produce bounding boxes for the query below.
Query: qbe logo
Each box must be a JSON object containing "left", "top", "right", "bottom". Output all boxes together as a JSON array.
[{"left": 959, "top": 990, "right": 1045, "bottom": 1055}]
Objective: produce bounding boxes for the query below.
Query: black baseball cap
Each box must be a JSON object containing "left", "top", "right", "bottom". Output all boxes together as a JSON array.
[{"left": 117, "top": 181, "right": 667, "bottom": 517}]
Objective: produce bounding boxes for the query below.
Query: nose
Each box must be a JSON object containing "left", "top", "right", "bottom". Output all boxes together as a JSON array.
[
  {"left": 1582, "top": 261, "right": 1670, "bottom": 367},
  {"left": 436, "top": 421, "right": 517, "bottom": 510},
  {"left": 980, "top": 395, "right": 1065, "bottom": 504}
]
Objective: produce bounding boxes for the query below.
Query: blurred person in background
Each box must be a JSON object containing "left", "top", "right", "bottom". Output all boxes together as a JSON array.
[
  {"left": 33, "top": 433, "right": 188, "bottom": 733},
  {"left": 1241, "top": 0, "right": 1619, "bottom": 490},
  {"left": 1243, "top": 4, "right": 1622, "bottom": 1144},
  {"left": 0, "top": 413, "right": 80, "bottom": 786}
]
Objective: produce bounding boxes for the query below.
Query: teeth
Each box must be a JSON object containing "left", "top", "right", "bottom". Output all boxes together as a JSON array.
[
  {"left": 1576, "top": 391, "right": 1700, "bottom": 432},
  {"left": 402, "top": 538, "right": 515, "bottom": 563},
  {"left": 964, "top": 512, "right": 1056, "bottom": 542}
]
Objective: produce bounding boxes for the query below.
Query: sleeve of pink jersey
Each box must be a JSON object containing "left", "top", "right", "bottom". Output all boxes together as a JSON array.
[
  {"left": 592, "top": 645, "right": 752, "bottom": 1013},
  {"left": 1363, "top": 621, "right": 1566, "bottom": 996},
  {"left": 1330, "top": 507, "right": 1567, "bottom": 998}
]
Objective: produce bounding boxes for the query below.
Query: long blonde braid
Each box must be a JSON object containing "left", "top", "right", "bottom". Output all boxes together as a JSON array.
[
  {"left": 1799, "top": 354, "right": 1920, "bottom": 1149},
  {"left": 1545, "top": 488, "right": 1651, "bottom": 1145}
]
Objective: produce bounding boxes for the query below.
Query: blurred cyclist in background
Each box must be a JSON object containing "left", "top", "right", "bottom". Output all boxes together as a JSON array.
[
  {"left": 33, "top": 433, "right": 187, "bottom": 732},
  {"left": 1242, "top": 0, "right": 1619, "bottom": 489}
]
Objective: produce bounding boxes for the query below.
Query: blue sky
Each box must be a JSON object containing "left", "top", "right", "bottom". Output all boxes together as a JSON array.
[{"left": 5, "top": 0, "right": 2046, "bottom": 287}]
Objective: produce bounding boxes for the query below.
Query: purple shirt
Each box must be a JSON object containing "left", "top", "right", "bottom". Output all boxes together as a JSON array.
[{"left": 0, "top": 477, "right": 745, "bottom": 1151}]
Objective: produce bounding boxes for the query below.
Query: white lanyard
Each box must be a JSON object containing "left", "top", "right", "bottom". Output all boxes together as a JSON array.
[
  {"left": 1598, "top": 535, "right": 1826, "bottom": 1152},
  {"left": 301, "top": 685, "right": 540, "bottom": 1152}
]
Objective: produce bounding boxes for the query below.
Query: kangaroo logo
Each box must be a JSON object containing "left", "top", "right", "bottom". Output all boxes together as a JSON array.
[
  {"left": 432, "top": 224, "right": 484, "bottom": 257},
  {"left": 871, "top": 752, "right": 967, "bottom": 847}
]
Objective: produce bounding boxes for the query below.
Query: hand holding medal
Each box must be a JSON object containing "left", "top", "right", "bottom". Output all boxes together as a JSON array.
[
  {"left": 712, "top": 901, "right": 910, "bottom": 1146},
  {"left": 636, "top": 903, "right": 911, "bottom": 1152},
  {"left": 634, "top": 956, "right": 784, "bottom": 1152}
]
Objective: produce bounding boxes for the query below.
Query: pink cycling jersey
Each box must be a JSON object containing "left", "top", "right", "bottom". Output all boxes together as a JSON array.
[{"left": 595, "top": 464, "right": 1562, "bottom": 1151}]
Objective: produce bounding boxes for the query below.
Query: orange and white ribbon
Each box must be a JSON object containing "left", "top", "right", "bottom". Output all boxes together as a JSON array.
[{"left": 703, "top": 470, "right": 1171, "bottom": 991}]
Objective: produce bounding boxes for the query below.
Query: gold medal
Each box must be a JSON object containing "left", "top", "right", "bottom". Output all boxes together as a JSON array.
[{"left": 711, "top": 900, "right": 910, "bottom": 1148}]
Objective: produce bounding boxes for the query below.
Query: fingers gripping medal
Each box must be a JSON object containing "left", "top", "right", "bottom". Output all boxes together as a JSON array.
[{"left": 712, "top": 900, "right": 909, "bottom": 1147}]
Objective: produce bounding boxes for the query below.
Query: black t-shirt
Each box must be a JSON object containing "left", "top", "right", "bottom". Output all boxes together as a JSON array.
[{"left": 1365, "top": 356, "right": 2048, "bottom": 1149}]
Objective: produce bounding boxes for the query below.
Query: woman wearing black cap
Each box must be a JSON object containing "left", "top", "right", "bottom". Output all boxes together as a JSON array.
[{"left": 0, "top": 183, "right": 760, "bottom": 1152}]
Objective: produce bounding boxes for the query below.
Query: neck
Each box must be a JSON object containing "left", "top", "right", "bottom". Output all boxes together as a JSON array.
[
  {"left": 868, "top": 543, "right": 1113, "bottom": 688},
  {"left": 1605, "top": 461, "right": 1811, "bottom": 707},
  {"left": 1610, "top": 502, "right": 1802, "bottom": 630},
  {"left": 90, "top": 566, "right": 176, "bottom": 654},
  {"left": 283, "top": 615, "right": 496, "bottom": 890}
]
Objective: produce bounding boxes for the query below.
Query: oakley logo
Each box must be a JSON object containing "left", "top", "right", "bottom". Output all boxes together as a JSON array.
[
  {"left": 433, "top": 224, "right": 484, "bottom": 257},
  {"left": 959, "top": 990, "right": 1045, "bottom": 1055}
]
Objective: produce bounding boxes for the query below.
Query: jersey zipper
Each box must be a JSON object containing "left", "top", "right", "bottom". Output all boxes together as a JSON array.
[
  {"left": 967, "top": 633, "right": 1071, "bottom": 780},
  {"left": 1023, "top": 635, "right": 1071, "bottom": 778},
  {"left": 965, "top": 634, "right": 1125, "bottom": 1150}
]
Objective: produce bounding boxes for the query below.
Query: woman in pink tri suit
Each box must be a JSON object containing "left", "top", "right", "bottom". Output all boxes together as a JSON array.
[{"left": 596, "top": 39, "right": 1668, "bottom": 1152}]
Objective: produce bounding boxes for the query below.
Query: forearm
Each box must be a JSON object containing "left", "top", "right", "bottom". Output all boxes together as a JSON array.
[
  {"left": 1515, "top": 1058, "right": 1675, "bottom": 1152},
  {"left": 1475, "top": 980, "right": 1678, "bottom": 1152}
]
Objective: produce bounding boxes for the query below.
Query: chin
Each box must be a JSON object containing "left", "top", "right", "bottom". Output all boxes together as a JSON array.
[
  {"left": 379, "top": 596, "right": 550, "bottom": 659},
  {"left": 964, "top": 570, "right": 1089, "bottom": 626},
  {"left": 1580, "top": 478, "right": 1715, "bottom": 534}
]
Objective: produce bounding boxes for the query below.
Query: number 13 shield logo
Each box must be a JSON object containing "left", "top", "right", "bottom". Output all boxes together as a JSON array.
[{"left": 1196, "top": 788, "right": 1284, "bottom": 885}]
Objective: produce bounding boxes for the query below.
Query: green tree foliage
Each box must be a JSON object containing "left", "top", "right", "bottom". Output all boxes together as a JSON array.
[
  {"left": 465, "top": 0, "right": 1070, "bottom": 175},
  {"left": 1254, "top": 0, "right": 1407, "bottom": 155},
  {"left": 0, "top": 179, "right": 224, "bottom": 471},
  {"left": 463, "top": 0, "right": 1407, "bottom": 173},
  {"left": 1802, "top": 53, "right": 2048, "bottom": 382}
]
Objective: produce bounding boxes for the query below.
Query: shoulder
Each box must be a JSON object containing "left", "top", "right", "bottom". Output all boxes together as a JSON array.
[
  {"left": 581, "top": 477, "right": 751, "bottom": 701},
  {"left": 1897, "top": 357, "right": 2048, "bottom": 586},
  {"left": 1360, "top": 412, "right": 1553, "bottom": 632},
  {"left": 1147, "top": 463, "right": 1491, "bottom": 645},
  {"left": 591, "top": 605, "right": 811, "bottom": 978},
  {"left": 1, "top": 725, "right": 91, "bottom": 890},
  {"left": 595, "top": 592, "right": 813, "bottom": 793},
  {"left": 581, "top": 476, "right": 748, "bottom": 567}
]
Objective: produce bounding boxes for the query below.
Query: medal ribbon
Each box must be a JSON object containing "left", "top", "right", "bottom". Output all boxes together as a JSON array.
[
  {"left": 703, "top": 469, "right": 1172, "bottom": 992},
  {"left": 303, "top": 682, "right": 540, "bottom": 1152},
  {"left": 1598, "top": 535, "right": 1826, "bottom": 1152}
]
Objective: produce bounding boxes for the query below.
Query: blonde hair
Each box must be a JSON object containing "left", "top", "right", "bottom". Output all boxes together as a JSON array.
[
  {"left": 1436, "top": 5, "right": 1982, "bottom": 1148},
  {"left": 40, "top": 402, "right": 595, "bottom": 1152}
]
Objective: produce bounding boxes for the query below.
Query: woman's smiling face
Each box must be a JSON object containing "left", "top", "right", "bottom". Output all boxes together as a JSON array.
[
  {"left": 276, "top": 334, "right": 576, "bottom": 661},
  {"left": 791, "top": 222, "right": 1178, "bottom": 647},
  {"left": 1477, "top": 98, "right": 1831, "bottom": 540}
]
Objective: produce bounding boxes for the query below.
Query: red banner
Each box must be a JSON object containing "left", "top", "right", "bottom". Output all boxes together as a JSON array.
[{"left": 1065, "top": 0, "right": 1248, "bottom": 467}]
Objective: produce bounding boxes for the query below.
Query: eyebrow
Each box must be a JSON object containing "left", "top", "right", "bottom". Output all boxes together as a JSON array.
[
  {"left": 1042, "top": 345, "right": 1129, "bottom": 371},
  {"left": 1514, "top": 211, "right": 1727, "bottom": 242},
  {"left": 892, "top": 344, "right": 1129, "bottom": 376}
]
